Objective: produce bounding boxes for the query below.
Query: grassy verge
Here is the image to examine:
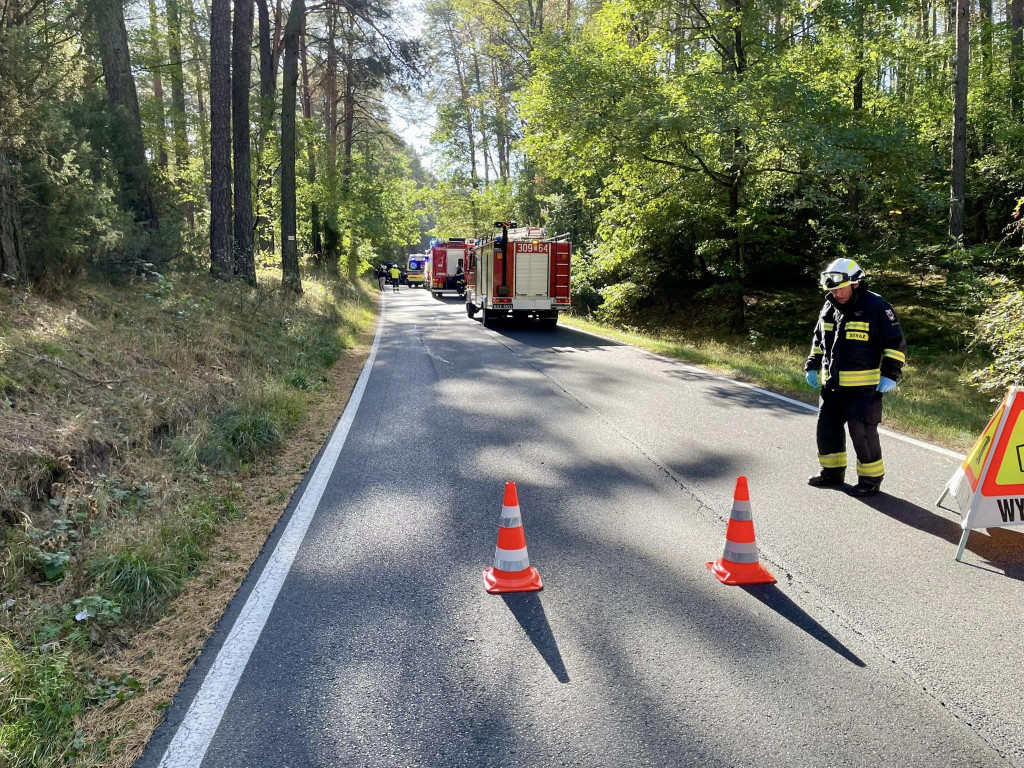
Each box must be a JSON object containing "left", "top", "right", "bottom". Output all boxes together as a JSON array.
[
  {"left": 560, "top": 313, "right": 994, "bottom": 454},
  {"left": 0, "top": 269, "right": 376, "bottom": 767}
]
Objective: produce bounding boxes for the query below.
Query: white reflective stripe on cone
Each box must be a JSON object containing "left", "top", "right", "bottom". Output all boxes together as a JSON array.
[
  {"left": 501, "top": 505, "right": 522, "bottom": 527},
  {"left": 722, "top": 548, "right": 760, "bottom": 564},
  {"left": 730, "top": 500, "right": 752, "bottom": 521},
  {"left": 723, "top": 540, "right": 758, "bottom": 554},
  {"left": 494, "top": 546, "right": 530, "bottom": 571}
]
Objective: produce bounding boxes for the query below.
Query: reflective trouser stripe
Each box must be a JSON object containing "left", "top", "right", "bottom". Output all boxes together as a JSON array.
[
  {"left": 846, "top": 321, "right": 870, "bottom": 331},
  {"left": 838, "top": 369, "right": 880, "bottom": 387},
  {"left": 730, "top": 500, "right": 752, "bottom": 521},
  {"left": 819, "top": 452, "right": 847, "bottom": 468},
  {"left": 857, "top": 459, "right": 885, "bottom": 477},
  {"left": 494, "top": 547, "right": 529, "bottom": 572},
  {"left": 883, "top": 349, "right": 906, "bottom": 363},
  {"left": 812, "top": 346, "right": 823, "bottom": 355}
]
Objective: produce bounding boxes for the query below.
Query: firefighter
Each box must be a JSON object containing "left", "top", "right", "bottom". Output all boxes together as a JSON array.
[
  {"left": 455, "top": 258, "right": 466, "bottom": 297},
  {"left": 389, "top": 263, "right": 401, "bottom": 293},
  {"left": 804, "top": 259, "right": 907, "bottom": 497}
]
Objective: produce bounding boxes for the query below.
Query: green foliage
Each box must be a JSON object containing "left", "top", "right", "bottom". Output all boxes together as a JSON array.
[
  {"left": 596, "top": 281, "right": 645, "bottom": 324},
  {"left": 969, "top": 287, "right": 1024, "bottom": 392},
  {"left": 0, "top": 636, "right": 86, "bottom": 768},
  {"left": 89, "top": 547, "right": 183, "bottom": 625},
  {"left": 197, "top": 386, "right": 305, "bottom": 468}
]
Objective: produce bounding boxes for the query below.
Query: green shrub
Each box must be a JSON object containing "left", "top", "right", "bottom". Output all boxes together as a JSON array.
[
  {"left": 969, "top": 288, "right": 1024, "bottom": 391},
  {"left": 0, "top": 636, "right": 85, "bottom": 768},
  {"left": 596, "top": 281, "right": 645, "bottom": 324},
  {"left": 89, "top": 547, "right": 182, "bottom": 624},
  {"left": 284, "top": 368, "right": 313, "bottom": 390},
  {"left": 197, "top": 387, "right": 304, "bottom": 468}
]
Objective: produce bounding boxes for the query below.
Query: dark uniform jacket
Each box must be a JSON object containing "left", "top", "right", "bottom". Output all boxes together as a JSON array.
[{"left": 804, "top": 284, "right": 907, "bottom": 390}]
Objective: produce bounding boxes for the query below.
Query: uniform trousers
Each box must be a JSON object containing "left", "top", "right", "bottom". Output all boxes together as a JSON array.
[{"left": 816, "top": 387, "right": 885, "bottom": 487}]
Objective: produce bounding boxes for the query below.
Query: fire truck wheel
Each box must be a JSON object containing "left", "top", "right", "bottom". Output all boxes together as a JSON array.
[
  {"left": 466, "top": 302, "right": 477, "bottom": 318},
  {"left": 541, "top": 314, "right": 558, "bottom": 330},
  {"left": 481, "top": 307, "right": 495, "bottom": 327}
]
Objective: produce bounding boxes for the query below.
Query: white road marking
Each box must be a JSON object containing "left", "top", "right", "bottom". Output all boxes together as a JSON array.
[
  {"left": 560, "top": 323, "right": 966, "bottom": 461},
  {"left": 156, "top": 299, "right": 387, "bottom": 768}
]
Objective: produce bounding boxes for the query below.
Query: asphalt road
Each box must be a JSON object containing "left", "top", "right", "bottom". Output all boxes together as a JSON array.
[{"left": 138, "top": 287, "right": 1024, "bottom": 768}]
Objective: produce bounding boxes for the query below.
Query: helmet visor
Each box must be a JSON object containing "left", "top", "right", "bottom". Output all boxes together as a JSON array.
[{"left": 820, "top": 271, "right": 852, "bottom": 290}]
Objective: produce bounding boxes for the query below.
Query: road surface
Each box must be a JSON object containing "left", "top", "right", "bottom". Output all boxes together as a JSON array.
[{"left": 138, "top": 288, "right": 1024, "bottom": 768}]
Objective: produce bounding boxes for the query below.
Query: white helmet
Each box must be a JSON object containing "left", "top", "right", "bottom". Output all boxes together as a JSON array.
[{"left": 819, "top": 258, "right": 865, "bottom": 291}]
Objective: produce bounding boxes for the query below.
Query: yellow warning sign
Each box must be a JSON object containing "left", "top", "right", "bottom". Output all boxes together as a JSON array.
[
  {"left": 963, "top": 404, "right": 1003, "bottom": 489},
  {"left": 993, "top": 412, "right": 1024, "bottom": 488}
]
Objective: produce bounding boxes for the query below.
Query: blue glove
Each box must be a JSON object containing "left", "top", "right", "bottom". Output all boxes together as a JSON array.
[
  {"left": 877, "top": 376, "right": 897, "bottom": 393},
  {"left": 805, "top": 370, "right": 819, "bottom": 388}
]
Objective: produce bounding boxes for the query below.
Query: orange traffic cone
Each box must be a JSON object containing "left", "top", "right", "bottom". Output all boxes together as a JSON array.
[
  {"left": 706, "top": 476, "right": 775, "bottom": 586},
  {"left": 483, "top": 482, "right": 543, "bottom": 594}
]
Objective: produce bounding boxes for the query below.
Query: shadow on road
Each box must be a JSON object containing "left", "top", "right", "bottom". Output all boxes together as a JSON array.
[
  {"left": 500, "top": 592, "right": 571, "bottom": 683},
  {"left": 488, "top": 318, "right": 622, "bottom": 350},
  {"left": 862, "top": 493, "right": 1024, "bottom": 581},
  {"left": 742, "top": 584, "right": 866, "bottom": 667}
]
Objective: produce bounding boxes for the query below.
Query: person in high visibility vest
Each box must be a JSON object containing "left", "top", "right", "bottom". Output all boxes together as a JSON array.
[
  {"left": 389, "top": 264, "right": 401, "bottom": 293},
  {"left": 803, "top": 259, "right": 908, "bottom": 497}
]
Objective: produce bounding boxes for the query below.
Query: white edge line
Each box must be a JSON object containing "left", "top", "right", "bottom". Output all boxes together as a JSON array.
[
  {"left": 156, "top": 297, "right": 386, "bottom": 768},
  {"left": 561, "top": 321, "right": 966, "bottom": 462}
]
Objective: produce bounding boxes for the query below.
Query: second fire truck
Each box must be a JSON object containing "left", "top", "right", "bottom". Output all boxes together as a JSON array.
[{"left": 426, "top": 238, "right": 473, "bottom": 297}]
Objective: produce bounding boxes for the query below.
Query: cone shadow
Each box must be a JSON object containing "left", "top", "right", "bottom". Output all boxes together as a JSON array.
[
  {"left": 742, "top": 584, "right": 866, "bottom": 668},
  {"left": 500, "top": 593, "right": 570, "bottom": 683}
]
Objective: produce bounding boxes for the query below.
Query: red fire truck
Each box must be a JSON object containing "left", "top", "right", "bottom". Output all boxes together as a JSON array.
[
  {"left": 426, "top": 238, "right": 474, "bottom": 297},
  {"left": 465, "top": 222, "right": 571, "bottom": 328}
]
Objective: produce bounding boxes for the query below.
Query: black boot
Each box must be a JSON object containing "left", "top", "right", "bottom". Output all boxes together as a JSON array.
[
  {"left": 848, "top": 480, "right": 881, "bottom": 497},
  {"left": 808, "top": 469, "right": 845, "bottom": 487}
]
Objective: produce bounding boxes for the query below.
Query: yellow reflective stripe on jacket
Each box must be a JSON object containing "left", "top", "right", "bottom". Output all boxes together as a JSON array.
[
  {"left": 838, "top": 368, "right": 881, "bottom": 387},
  {"left": 846, "top": 321, "right": 870, "bottom": 331},
  {"left": 819, "top": 452, "right": 847, "bottom": 469},
  {"left": 857, "top": 459, "right": 884, "bottom": 478},
  {"left": 883, "top": 348, "right": 906, "bottom": 363},
  {"left": 821, "top": 322, "right": 834, "bottom": 331}
]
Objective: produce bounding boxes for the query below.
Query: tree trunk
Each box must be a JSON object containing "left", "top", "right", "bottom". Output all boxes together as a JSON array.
[
  {"left": 281, "top": 0, "right": 303, "bottom": 293},
  {"left": 1011, "top": 0, "right": 1023, "bottom": 116},
  {"left": 148, "top": 0, "right": 169, "bottom": 169},
  {"left": 444, "top": 19, "right": 476, "bottom": 187},
  {"left": 324, "top": 5, "right": 341, "bottom": 264},
  {"left": 90, "top": 0, "right": 159, "bottom": 229},
  {"left": 166, "top": 0, "right": 192, "bottom": 227},
  {"left": 256, "top": 0, "right": 276, "bottom": 253},
  {"left": 300, "top": 17, "right": 324, "bottom": 263},
  {"left": 233, "top": 0, "right": 255, "bottom": 284},
  {"left": 210, "top": 0, "right": 233, "bottom": 279},
  {"left": 342, "top": 15, "right": 357, "bottom": 280},
  {"left": 849, "top": 2, "right": 864, "bottom": 215},
  {"left": 949, "top": 0, "right": 969, "bottom": 242},
  {"left": 0, "top": 151, "right": 25, "bottom": 283},
  {"left": 189, "top": 0, "right": 211, "bottom": 183}
]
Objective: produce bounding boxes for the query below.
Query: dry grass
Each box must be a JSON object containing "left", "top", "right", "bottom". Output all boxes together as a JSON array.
[{"left": 0, "top": 268, "right": 377, "bottom": 767}]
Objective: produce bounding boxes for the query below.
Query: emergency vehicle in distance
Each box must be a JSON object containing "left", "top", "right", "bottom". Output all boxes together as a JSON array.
[
  {"left": 426, "top": 238, "right": 473, "bottom": 297},
  {"left": 406, "top": 252, "right": 427, "bottom": 288},
  {"left": 465, "top": 222, "right": 571, "bottom": 329}
]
